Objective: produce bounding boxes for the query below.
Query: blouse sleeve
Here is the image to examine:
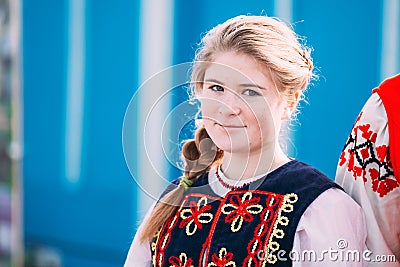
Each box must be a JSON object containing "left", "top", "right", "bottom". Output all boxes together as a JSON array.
[
  {"left": 124, "top": 203, "right": 155, "bottom": 267},
  {"left": 335, "top": 91, "right": 400, "bottom": 265},
  {"left": 292, "top": 188, "right": 367, "bottom": 267}
]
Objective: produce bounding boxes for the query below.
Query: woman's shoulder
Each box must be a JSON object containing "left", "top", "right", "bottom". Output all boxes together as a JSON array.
[
  {"left": 284, "top": 160, "right": 330, "bottom": 177},
  {"left": 261, "top": 159, "right": 343, "bottom": 200},
  {"left": 279, "top": 159, "right": 340, "bottom": 187},
  {"left": 317, "top": 187, "right": 361, "bottom": 209},
  {"left": 299, "top": 187, "right": 365, "bottom": 233}
]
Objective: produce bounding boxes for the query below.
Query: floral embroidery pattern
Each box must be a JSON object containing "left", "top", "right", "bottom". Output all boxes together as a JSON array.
[
  {"left": 339, "top": 111, "right": 399, "bottom": 197},
  {"left": 207, "top": 248, "right": 236, "bottom": 267},
  {"left": 179, "top": 196, "right": 213, "bottom": 235},
  {"left": 221, "top": 192, "right": 263, "bottom": 232},
  {"left": 153, "top": 192, "right": 298, "bottom": 266},
  {"left": 168, "top": 253, "right": 194, "bottom": 267}
]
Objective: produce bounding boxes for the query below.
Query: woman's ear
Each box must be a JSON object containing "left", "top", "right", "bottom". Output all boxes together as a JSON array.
[{"left": 282, "top": 91, "right": 300, "bottom": 120}]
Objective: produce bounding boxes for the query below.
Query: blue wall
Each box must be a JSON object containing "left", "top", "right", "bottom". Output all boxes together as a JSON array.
[
  {"left": 293, "top": 0, "right": 382, "bottom": 178},
  {"left": 23, "top": 0, "right": 139, "bottom": 266},
  {"left": 22, "top": 0, "right": 397, "bottom": 266}
]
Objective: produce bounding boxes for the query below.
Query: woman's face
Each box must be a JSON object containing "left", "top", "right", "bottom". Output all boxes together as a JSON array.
[{"left": 198, "top": 51, "right": 288, "bottom": 155}]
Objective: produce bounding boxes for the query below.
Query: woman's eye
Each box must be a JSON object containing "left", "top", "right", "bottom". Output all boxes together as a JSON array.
[
  {"left": 209, "top": 85, "right": 224, "bottom": 92},
  {"left": 243, "top": 89, "right": 260, "bottom": 96}
]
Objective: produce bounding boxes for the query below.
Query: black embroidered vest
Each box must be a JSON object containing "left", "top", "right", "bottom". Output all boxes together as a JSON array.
[{"left": 151, "top": 160, "right": 341, "bottom": 267}]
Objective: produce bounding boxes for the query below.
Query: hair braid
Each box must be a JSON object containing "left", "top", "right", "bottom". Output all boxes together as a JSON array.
[{"left": 140, "top": 127, "right": 223, "bottom": 242}]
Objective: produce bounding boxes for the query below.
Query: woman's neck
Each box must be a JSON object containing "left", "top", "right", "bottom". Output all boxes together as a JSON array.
[{"left": 220, "top": 144, "right": 289, "bottom": 181}]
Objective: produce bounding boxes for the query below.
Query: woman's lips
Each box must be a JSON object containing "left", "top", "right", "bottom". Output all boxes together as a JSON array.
[{"left": 215, "top": 122, "right": 246, "bottom": 129}]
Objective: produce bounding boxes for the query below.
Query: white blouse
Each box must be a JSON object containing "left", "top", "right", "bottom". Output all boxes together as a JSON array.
[{"left": 124, "top": 166, "right": 367, "bottom": 266}]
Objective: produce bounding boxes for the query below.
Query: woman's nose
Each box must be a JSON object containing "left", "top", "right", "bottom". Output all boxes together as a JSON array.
[{"left": 220, "top": 90, "right": 242, "bottom": 115}]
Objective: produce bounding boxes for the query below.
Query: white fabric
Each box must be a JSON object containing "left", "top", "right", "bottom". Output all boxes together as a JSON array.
[
  {"left": 336, "top": 93, "right": 400, "bottom": 266},
  {"left": 292, "top": 188, "right": 366, "bottom": 266},
  {"left": 124, "top": 202, "right": 154, "bottom": 267},
  {"left": 125, "top": 167, "right": 367, "bottom": 266}
]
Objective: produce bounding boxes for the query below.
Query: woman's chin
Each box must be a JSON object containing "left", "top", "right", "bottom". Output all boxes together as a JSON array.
[{"left": 214, "top": 141, "right": 252, "bottom": 155}]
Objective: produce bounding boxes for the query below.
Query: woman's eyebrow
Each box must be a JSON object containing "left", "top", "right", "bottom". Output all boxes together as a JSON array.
[
  {"left": 239, "top": 83, "right": 267, "bottom": 90},
  {"left": 204, "top": 78, "right": 225, "bottom": 85}
]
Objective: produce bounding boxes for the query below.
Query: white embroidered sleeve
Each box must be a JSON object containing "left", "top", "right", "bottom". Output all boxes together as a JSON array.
[{"left": 335, "top": 92, "right": 400, "bottom": 266}]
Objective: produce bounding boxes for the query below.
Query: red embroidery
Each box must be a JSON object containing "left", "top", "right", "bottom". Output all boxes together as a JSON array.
[
  {"left": 376, "top": 145, "right": 388, "bottom": 163},
  {"left": 154, "top": 192, "right": 294, "bottom": 267},
  {"left": 220, "top": 193, "right": 264, "bottom": 233},
  {"left": 361, "top": 147, "right": 370, "bottom": 160},
  {"left": 374, "top": 177, "right": 399, "bottom": 197},
  {"left": 224, "top": 194, "right": 260, "bottom": 224},
  {"left": 179, "top": 201, "right": 212, "bottom": 231},
  {"left": 355, "top": 111, "right": 363, "bottom": 124},
  {"left": 168, "top": 253, "right": 194, "bottom": 267},
  {"left": 346, "top": 149, "right": 354, "bottom": 172},
  {"left": 339, "top": 110, "right": 399, "bottom": 197},
  {"left": 339, "top": 150, "right": 346, "bottom": 166},
  {"left": 215, "top": 166, "right": 251, "bottom": 190},
  {"left": 209, "top": 248, "right": 235, "bottom": 267},
  {"left": 244, "top": 194, "right": 284, "bottom": 264},
  {"left": 154, "top": 199, "right": 195, "bottom": 267},
  {"left": 345, "top": 149, "right": 363, "bottom": 179},
  {"left": 359, "top": 124, "right": 373, "bottom": 140}
]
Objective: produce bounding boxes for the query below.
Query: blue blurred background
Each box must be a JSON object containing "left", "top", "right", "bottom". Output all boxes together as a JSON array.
[{"left": 0, "top": 0, "right": 398, "bottom": 266}]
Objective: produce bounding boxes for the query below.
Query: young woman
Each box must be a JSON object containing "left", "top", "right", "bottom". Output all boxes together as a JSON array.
[{"left": 125, "top": 15, "right": 366, "bottom": 266}]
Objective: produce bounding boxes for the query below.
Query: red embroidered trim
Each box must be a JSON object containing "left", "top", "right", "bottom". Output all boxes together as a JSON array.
[
  {"left": 244, "top": 193, "right": 285, "bottom": 264},
  {"left": 215, "top": 167, "right": 251, "bottom": 190},
  {"left": 154, "top": 210, "right": 181, "bottom": 266}
]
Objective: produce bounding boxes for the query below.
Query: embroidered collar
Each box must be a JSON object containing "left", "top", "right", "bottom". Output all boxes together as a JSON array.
[{"left": 214, "top": 165, "right": 269, "bottom": 190}]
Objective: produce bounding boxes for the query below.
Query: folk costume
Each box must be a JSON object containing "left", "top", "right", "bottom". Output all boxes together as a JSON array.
[
  {"left": 126, "top": 160, "right": 366, "bottom": 266},
  {"left": 336, "top": 74, "right": 400, "bottom": 266}
]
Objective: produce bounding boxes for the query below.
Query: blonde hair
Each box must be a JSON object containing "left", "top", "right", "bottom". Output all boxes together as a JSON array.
[{"left": 140, "top": 15, "right": 314, "bottom": 242}]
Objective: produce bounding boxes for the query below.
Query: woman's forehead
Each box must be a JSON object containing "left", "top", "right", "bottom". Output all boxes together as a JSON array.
[{"left": 203, "top": 53, "right": 275, "bottom": 89}]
